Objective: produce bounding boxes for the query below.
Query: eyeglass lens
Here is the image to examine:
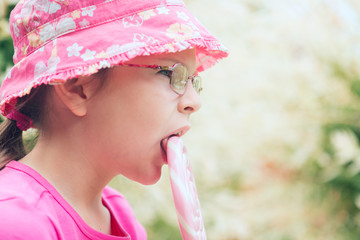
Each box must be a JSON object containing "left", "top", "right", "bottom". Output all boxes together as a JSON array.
[{"left": 171, "top": 64, "right": 202, "bottom": 95}]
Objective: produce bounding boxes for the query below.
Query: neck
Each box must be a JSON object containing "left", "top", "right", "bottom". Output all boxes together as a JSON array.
[{"left": 20, "top": 128, "right": 115, "bottom": 234}]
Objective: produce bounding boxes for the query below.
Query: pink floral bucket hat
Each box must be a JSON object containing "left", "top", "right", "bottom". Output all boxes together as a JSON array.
[{"left": 0, "top": 0, "right": 228, "bottom": 121}]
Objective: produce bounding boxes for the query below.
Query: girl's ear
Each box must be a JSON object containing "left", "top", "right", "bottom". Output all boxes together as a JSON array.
[{"left": 53, "top": 76, "right": 95, "bottom": 117}]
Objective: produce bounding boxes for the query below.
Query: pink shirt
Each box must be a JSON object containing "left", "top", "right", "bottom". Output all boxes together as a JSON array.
[{"left": 0, "top": 161, "right": 147, "bottom": 240}]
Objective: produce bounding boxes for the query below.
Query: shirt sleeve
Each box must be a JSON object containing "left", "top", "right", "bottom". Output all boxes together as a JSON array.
[{"left": 0, "top": 198, "right": 58, "bottom": 239}]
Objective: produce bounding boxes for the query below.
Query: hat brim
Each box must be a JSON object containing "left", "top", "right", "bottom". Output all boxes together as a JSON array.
[{"left": 1, "top": 2, "right": 228, "bottom": 115}]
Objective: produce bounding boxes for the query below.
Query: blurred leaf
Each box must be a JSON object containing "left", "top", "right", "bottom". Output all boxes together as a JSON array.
[
  {"left": 5, "top": 4, "right": 16, "bottom": 19},
  {"left": 145, "top": 215, "right": 182, "bottom": 240},
  {"left": 0, "top": 3, "right": 16, "bottom": 75},
  {"left": 351, "top": 81, "right": 360, "bottom": 99},
  {"left": 0, "top": 35, "right": 14, "bottom": 72}
]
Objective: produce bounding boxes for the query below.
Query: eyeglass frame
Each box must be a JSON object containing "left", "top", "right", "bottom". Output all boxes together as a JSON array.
[{"left": 119, "top": 63, "right": 203, "bottom": 96}]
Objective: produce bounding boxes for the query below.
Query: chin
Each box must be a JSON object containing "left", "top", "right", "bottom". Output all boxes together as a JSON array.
[
  {"left": 128, "top": 166, "right": 164, "bottom": 186},
  {"left": 140, "top": 170, "right": 163, "bottom": 185},
  {"left": 140, "top": 178, "right": 161, "bottom": 186}
]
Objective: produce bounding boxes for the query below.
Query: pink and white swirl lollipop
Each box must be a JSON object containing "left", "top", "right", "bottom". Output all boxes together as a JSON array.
[{"left": 166, "top": 136, "right": 206, "bottom": 240}]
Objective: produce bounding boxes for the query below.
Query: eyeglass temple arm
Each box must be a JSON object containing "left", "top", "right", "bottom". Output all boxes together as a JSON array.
[{"left": 121, "top": 63, "right": 173, "bottom": 71}]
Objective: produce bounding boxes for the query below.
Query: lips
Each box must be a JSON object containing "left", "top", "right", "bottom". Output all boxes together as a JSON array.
[{"left": 160, "top": 126, "right": 190, "bottom": 163}]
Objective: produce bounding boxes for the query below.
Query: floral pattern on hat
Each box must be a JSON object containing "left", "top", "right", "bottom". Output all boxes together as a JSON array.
[{"left": 123, "top": 14, "right": 144, "bottom": 28}]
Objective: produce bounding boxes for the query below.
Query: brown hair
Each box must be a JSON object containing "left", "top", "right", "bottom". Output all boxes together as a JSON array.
[{"left": 0, "top": 84, "right": 48, "bottom": 168}]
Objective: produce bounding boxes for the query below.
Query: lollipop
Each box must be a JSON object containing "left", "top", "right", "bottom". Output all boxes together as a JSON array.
[{"left": 166, "top": 136, "right": 206, "bottom": 240}]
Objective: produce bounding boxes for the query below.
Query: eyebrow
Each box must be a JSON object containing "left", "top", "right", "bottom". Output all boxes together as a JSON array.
[
  {"left": 157, "top": 57, "right": 185, "bottom": 66},
  {"left": 157, "top": 57, "right": 197, "bottom": 75}
]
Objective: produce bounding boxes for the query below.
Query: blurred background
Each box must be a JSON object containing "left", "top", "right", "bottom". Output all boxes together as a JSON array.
[{"left": 1, "top": 0, "right": 360, "bottom": 239}]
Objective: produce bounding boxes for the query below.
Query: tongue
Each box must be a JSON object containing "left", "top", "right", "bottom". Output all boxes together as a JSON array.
[{"left": 166, "top": 136, "right": 207, "bottom": 240}]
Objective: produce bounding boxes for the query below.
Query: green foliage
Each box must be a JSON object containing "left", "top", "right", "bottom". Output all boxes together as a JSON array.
[
  {"left": 303, "top": 62, "right": 360, "bottom": 239},
  {"left": 0, "top": 3, "right": 16, "bottom": 74},
  {"left": 145, "top": 215, "right": 182, "bottom": 240},
  {"left": 4, "top": 3, "right": 16, "bottom": 19},
  {"left": 350, "top": 81, "right": 360, "bottom": 100},
  {"left": 0, "top": 35, "right": 14, "bottom": 73}
]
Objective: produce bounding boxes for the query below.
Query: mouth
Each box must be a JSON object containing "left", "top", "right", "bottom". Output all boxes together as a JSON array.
[{"left": 160, "top": 127, "right": 190, "bottom": 163}]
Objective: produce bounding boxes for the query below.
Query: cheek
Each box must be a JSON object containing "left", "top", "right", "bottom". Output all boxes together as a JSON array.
[
  {"left": 110, "top": 80, "right": 174, "bottom": 131},
  {"left": 86, "top": 77, "right": 176, "bottom": 183},
  {"left": 91, "top": 84, "right": 168, "bottom": 145},
  {"left": 89, "top": 70, "right": 178, "bottom": 155}
]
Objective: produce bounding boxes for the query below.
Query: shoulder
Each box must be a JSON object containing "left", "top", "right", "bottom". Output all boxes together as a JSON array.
[
  {"left": 0, "top": 197, "right": 57, "bottom": 239},
  {"left": 0, "top": 164, "right": 58, "bottom": 239},
  {"left": 0, "top": 164, "right": 52, "bottom": 210},
  {"left": 0, "top": 161, "right": 49, "bottom": 199}
]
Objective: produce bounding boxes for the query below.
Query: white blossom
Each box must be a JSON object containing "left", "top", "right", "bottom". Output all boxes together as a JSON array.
[
  {"left": 13, "top": 23, "right": 19, "bottom": 37},
  {"left": 80, "top": 49, "right": 96, "bottom": 61},
  {"left": 176, "top": 11, "right": 189, "bottom": 21},
  {"left": 79, "top": 19, "right": 90, "bottom": 28},
  {"left": 67, "top": 43, "right": 83, "bottom": 57},
  {"left": 156, "top": 7, "right": 170, "bottom": 15},
  {"left": 81, "top": 6, "right": 96, "bottom": 17}
]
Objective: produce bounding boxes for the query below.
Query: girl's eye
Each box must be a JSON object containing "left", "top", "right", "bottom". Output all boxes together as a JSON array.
[{"left": 157, "top": 70, "right": 172, "bottom": 78}]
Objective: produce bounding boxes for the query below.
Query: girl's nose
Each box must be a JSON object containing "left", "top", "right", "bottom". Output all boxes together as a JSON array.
[{"left": 177, "top": 82, "right": 202, "bottom": 115}]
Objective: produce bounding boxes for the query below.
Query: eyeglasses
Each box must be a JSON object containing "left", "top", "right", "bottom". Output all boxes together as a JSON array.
[{"left": 120, "top": 63, "right": 202, "bottom": 96}]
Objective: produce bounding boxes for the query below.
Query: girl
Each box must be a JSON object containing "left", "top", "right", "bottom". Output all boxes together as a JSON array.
[{"left": 0, "top": 0, "right": 228, "bottom": 239}]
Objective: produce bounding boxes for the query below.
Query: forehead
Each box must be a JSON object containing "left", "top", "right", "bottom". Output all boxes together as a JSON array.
[{"left": 129, "top": 48, "right": 197, "bottom": 72}]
